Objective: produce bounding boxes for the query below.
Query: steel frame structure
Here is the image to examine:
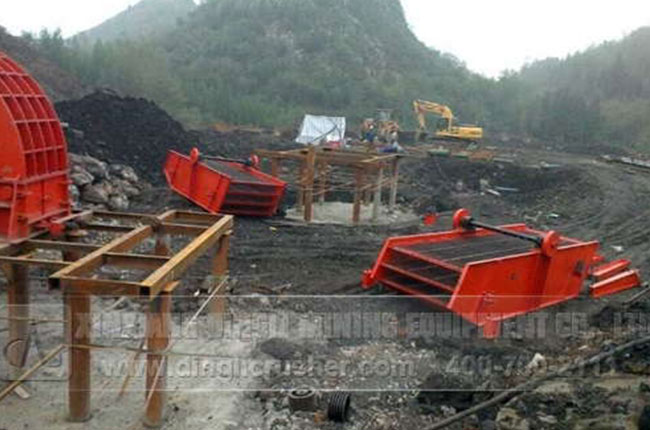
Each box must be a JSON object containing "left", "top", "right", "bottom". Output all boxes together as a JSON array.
[{"left": 0, "top": 209, "right": 233, "bottom": 427}]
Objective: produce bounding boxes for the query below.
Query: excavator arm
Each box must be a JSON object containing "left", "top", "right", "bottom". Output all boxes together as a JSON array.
[
  {"left": 413, "top": 99, "right": 483, "bottom": 143},
  {"left": 413, "top": 99, "right": 454, "bottom": 134}
]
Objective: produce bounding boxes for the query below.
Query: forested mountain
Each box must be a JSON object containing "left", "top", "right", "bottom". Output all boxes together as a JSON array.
[
  {"left": 495, "top": 27, "right": 650, "bottom": 149},
  {"left": 12, "top": 0, "right": 650, "bottom": 151},
  {"left": 28, "top": 0, "right": 492, "bottom": 127},
  {"left": 74, "top": 0, "right": 196, "bottom": 45},
  {"left": 156, "top": 0, "right": 492, "bottom": 126}
]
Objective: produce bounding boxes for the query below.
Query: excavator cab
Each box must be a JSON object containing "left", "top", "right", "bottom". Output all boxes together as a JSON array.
[{"left": 436, "top": 117, "right": 450, "bottom": 132}]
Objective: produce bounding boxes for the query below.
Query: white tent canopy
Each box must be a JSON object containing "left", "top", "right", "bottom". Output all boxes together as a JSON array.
[{"left": 295, "top": 115, "right": 346, "bottom": 145}]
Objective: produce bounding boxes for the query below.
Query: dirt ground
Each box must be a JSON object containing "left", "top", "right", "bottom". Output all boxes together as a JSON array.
[{"left": 3, "top": 142, "right": 650, "bottom": 430}]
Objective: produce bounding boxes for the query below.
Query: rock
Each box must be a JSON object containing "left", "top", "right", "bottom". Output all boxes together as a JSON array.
[
  {"left": 68, "top": 184, "right": 80, "bottom": 205},
  {"left": 80, "top": 155, "right": 109, "bottom": 180},
  {"left": 68, "top": 152, "right": 148, "bottom": 209},
  {"left": 82, "top": 182, "right": 111, "bottom": 204},
  {"left": 70, "top": 166, "right": 94, "bottom": 187},
  {"left": 536, "top": 413, "right": 557, "bottom": 425},
  {"left": 113, "top": 179, "right": 141, "bottom": 198},
  {"left": 496, "top": 407, "right": 530, "bottom": 430},
  {"left": 108, "top": 194, "right": 130, "bottom": 211},
  {"left": 110, "top": 164, "right": 139, "bottom": 183}
]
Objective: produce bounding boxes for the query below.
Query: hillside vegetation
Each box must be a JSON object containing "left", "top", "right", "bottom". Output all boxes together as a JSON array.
[
  {"left": 0, "top": 27, "right": 86, "bottom": 100},
  {"left": 496, "top": 27, "right": 650, "bottom": 149},
  {"left": 26, "top": 0, "right": 493, "bottom": 128},
  {"left": 12, "top": 0, "right": 650, "bottom": 151}
]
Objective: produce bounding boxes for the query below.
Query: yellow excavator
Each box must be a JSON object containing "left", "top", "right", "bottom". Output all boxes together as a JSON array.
[{"left": 413, "top": 99, "right": 483, "bottom": 144}]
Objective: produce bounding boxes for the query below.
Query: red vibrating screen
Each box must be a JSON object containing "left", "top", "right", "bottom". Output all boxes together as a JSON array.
[
  {"left": 363, "top": 209, "right": 642, "bottom": 338},
  {"left": 164, "top": 148, "right": 286, "bottom": 217}
]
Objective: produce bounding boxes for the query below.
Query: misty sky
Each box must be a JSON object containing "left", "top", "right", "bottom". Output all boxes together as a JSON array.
[{"left": 1, "top": 0, "right": 649, "bottom": 77}]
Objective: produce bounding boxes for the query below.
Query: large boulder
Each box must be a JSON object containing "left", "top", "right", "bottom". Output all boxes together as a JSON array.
[
  {"left": 109, "top": 164, "right": 139, "bottom": 183},
  {"left": 70, "top": 165, "right": 94, "bottom": 187},
  {"left": 81, "top": 181, "right": 111, "bottom": 204}
]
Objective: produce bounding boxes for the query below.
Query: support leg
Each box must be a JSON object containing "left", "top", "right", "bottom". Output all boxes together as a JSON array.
[
  {"left": 318, "top": 162, "right": 327, "bottom": 204},
  {"left": 353, "top": 169, "right": 363, "bottom": 225},
  {"left": 372, "top": 167, "right": 384, "bottom": 222},
  {"left": 482, "top": 319, "right": 501, "bottom": 339},
  {"left": 6, "top": 265, "right": 29, "bottom": 371},
  {"left": 210, "top": 233, "right": 230, "bottom": 315},
  {"left": 66, "top": 289, "right": 91, "bottom": 422},
  {"left": 143, "top": 291, "right": 171, "bottom": 428},
  {"left": 270, "top": 158, "right": 279, "bottom": 178},
  {"left": 389, "top": 158, "right": 400, "bottom": 211},
  {"left": 296, "top": 162, "right": 305, "bottom": 214},
  {"left": 304, "top": 146, "right": 316, "bottom": 223}
]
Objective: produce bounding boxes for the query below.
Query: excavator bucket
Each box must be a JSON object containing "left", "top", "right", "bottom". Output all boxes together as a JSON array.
[
  {"left": 0, "top": 52, "right": 70, "bottom": 241},
  {"left": 164, "top": 149, "right": 286, "bottom": 217},
  {"left": 363, "top": 209, "right": 641, "bottom": 338}
]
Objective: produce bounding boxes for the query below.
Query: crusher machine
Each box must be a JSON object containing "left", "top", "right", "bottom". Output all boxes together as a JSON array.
[
  {"left": 363, "top": 208, "right": 642, "bottom": 338},
  {"left": 164, "top": 148, "right": 286, "bottom": 217},
  {"left": 0, "top": 52, "right": 71, "bottom": 241}
]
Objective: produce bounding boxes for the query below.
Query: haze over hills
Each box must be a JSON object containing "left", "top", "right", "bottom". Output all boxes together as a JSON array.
[
  {"left": 73, "top": 0, "right": 196, "bottom": 45},
  {"left": 492, "top": 26, "right": 650, "bottom": 148},
  {"left": 7, "top": 0, "right": 650, "bottom": 150}
]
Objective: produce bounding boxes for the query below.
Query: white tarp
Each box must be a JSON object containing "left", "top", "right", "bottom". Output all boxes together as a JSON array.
[{"left": 295, "top": 115, "right": 346, "bottom": 145}]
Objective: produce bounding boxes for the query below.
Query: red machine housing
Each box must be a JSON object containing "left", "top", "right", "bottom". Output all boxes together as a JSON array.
[
  {"left": 0, "top": 52, "right": 70, "bottom": 241},
  {"left": 164, "top": 149, "right": 286, "bottom": 217},
  {"left": 363, "top": 209, "right": 641, "bottom": 338}
]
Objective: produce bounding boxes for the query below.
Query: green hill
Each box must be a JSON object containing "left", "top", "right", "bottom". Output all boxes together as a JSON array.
[
  {"left": 36, "top": 0, "right": 491, "bottom": 128},
  {"left": 156, "top": 0, "right": 491, "bottom": 126},
  {"left": 74, "top": 0, "right": 196, "bottom": 45},
  {"left": 495, "top": 27, "right": 650, "bottom": 149},
  {"left": 25, "top": 0, "right": 650, "bottom": 152}
]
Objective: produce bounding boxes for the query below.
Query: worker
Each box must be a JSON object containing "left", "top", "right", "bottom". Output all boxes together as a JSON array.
[
  {"left": 364, "top": 124, "right": 377, "bottom": 143},
  {"left": 380, "top": 139, "right": 403, "bottom": 154}
]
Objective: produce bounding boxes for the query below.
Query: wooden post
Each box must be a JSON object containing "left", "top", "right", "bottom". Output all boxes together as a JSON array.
[
  {"left": 142, "top": 232, "right": 172, "bottom": 427},
  {"left": 296, "top": 161, "right": 305, "bottom": 213},
  {"left": 270, "top": 158, "right": 279, "bottom": 178},
  {"left": 389, "top": 157, "right": 400, "bottom": 211},
  {"left": 318, "top": 161, "right": 328, "bottom": 204},
  {"left": 154, "top": 234, "right": 171, "bottom": 256},
  {"left": 66, "top": 287, "right": 92, "bottom": 422},
  {"left": 6, "top": 265, "right": 29, "bottom": 371},
  {"left": 210, "top": 233, "right": 230, "bottom": 315},
  {"left": 304, "top": 146, "right": 316, "bottom": 223},
  {"left": 353, "top": 168, "right": 363, "bottom": 225},
  {"left": 372, "top": 166, "right": 384, "bottom": 222},
  {"left": 63, "top": 230, "right": 88, "bottom": 262},
  {"left": 143, "top": 291, "right": 171, "bottom": 428}
]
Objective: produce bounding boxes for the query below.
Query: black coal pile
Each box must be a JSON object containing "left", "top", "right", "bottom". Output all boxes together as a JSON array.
[{"left": 56, "top": 90, "right": 194, "bottom": 183}]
